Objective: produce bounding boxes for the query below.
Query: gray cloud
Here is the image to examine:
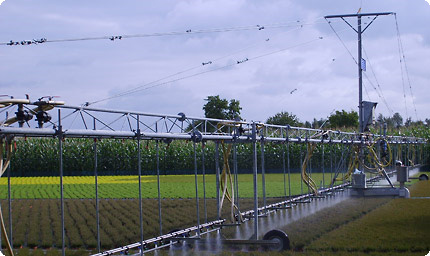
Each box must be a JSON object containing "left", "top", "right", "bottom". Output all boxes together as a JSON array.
[{"left": 0, "top": 0, "right": 429, "bottom": 123}]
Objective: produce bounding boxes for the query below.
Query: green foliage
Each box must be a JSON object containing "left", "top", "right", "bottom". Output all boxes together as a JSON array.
[
  {"left": 203, "top": 95, "right": 242, "bottom": 120},
  {"left": 308, "top": 181, "right": 430, "bottom": 254},
  {"left": 392, "top": 112, "right": 403, "bottom": 127},
  {"left": 328, "top": 110, "right": 358, "bottom": 129},
  {"left": 1, "top": 197, "right": 265, "bottom": 250},
  {"left": 266, "top": 111, "right": 301, "bottom": 126},
  {"left": 11, "top": 138, "right": 347, "bottom": 176},
  {"left": 283, "top": 197, "right": 390, "bottom": 250}
]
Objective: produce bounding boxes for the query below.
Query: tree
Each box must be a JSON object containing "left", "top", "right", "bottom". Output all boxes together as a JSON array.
[
  {"left": 266, "top": 111, "right": 301, "bottom": 126},
  {"left": 187, "top": 95, "right": 242, "bottom": 132},
  {"left": 328, "top": 110, "right": 358, "bottom": 129},
  {"left": 311, "top": 118, "right": 327, "bottom": 129},
  {"left": 227, "top": 99, "right": 241, "bottom": 120},
  {"left": 203, "top": 95, "right": 228, "bottom": 119},
  {"left": 203, "top": 95, "right": 242, "bottom": 120},
  {"left": 375, "top": 113, "right": 395, "bottom": 129},
  {"left": 376, "top": 113, "right": 384, "bottom": 126},
  {"left": 392, "top": 112, "right": 403, "bottom": 128},
  {"left": 405, "top": 117, "right": 412, "bottom": 127}
]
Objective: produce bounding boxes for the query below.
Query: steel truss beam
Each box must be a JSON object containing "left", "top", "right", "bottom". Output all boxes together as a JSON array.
[{"left": 0, "top": 104, "right": 425, "bottom": 144}]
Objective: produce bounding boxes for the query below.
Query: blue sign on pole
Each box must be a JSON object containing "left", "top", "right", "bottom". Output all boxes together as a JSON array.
[{"left": 361, "top": 58, "right": 366, "bottom": 71}]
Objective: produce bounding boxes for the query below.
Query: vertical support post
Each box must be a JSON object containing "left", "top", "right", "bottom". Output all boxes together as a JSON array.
[
  {"left": 260, "top": 138, "right": 266, "bottom": 213},
  {"left": 201, "top": 142, "right": 207, "bottom": 223},
  {"left": 215, "top": 142, "right": 220, "bottom": 220},
  {"left": 287, "top": 127, "right": 291, "bottom": 200},
  {"left": 251, "top": 122, "right": 258, "bottom": 239},
  {"left": 156, "top": 140, "right": 162, "bottom": 236},
  {"left": 93, "top": 118, "right": 100, "bottom": 253},
  {"left": 322, "top": 144, "right": 325, "bottom": 188},
  {"left": 58, "top": 109, "right": 65, "bottom": 256},
  {"left": 192, "top": 141, "right": 201, "bottom": 237},
  {"left": 358, "top": 15, "right": 363, "bottom": 133},
  {"left": 282, "top": 141, "right": 287, "bottom": 198},
  {"left": 330, "top": 143, "right": 334, "bottom": 192},
  {"left": 232, "top": 139, "right": 240, "bottom": 212},
  {"left": 136, "top": 115, "right": 144, "bottom": 256},
  {"left": 341, "top": 144, "right": 345, "bottom": 181},
  {"left": 306, "top": 143, "right": 311, "bottom": 198},
  {"left": 7, "top": 162, "right": 12, "bottom": 249},
  {"left": 300, "top": 143, "right": 303, "bottom": 195}
]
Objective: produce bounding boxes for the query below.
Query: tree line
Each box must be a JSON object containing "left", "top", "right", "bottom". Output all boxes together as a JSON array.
[{"left": 203, "top": 95, "right": 429, "bottom": 132}]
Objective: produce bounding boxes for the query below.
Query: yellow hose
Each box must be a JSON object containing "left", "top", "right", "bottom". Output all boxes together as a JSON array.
[
  {"left": 219, "top": 141, "right": 243, "bottom": 222},
  {"left": 362, "top": 138, "right": 392, "bottom": 170},
  {"left": 301, "top": 143, "right": 319, "bottom": 196},
  {"left": 334, "top": 145, "right": 360, "bottom": 183},
  {"left": 408, "top": 145, "right": 416, "bottom": 167}
]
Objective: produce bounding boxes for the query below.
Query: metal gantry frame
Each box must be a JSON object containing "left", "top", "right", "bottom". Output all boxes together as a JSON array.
[{"left": 0, "top": 103, "right": 426, "bottom": 255}]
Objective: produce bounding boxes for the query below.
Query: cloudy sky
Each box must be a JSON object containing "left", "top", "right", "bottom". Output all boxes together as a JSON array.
[{"left": 1, "top": 0, "right": 429, "bottom": 124}]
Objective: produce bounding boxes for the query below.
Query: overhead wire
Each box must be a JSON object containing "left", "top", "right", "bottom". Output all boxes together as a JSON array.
[
  {"left": 362, "top": 45, "right": 394, "bottom": 115},
  {"left": 394, "top": 14, "right": 418, "bottom": 120},
  {"left": 3, "top": 16, "right": 340, "bottom": 106},
  {"left": 86, "top": 32, "right": 279, "bottom": 105},
  {"left": 395, "top": 22, "right": 409, "bottom": 119},
  {"left": 92, "top": 36, "right": 322, "bottom": 104},
  {"left": 326, "top": 19, "right": 358, "bottom": 64},
  {"left": 325, "top": 19, "right": 375, "bottom": 102},
  {"left": 326, "top": 16, "right": 402, "bottom": 117},
  {"left": 87, "top": 22, "right": 327, "bottom": 105},
  {"left": 0, "top": 19, "right": 328, "bottom": 46}
]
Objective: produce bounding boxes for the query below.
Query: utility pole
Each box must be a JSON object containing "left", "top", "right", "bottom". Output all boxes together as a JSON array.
[
  {"left": 324, "top": 12, "right": 393, "bottom": 133},
  {"left": 324, "top": 12, "right": 411, "bottom": 198}
]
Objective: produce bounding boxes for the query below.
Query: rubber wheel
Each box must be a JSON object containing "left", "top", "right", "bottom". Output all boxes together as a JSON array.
[
  {"left": 167, "top": 229, "right": 191, "bottom": 250},
  {"left": 419, "top": 174, "right": 429, "bottom": 181},
  {"left": 262, "top": 229, "right": 290, "bottom": 251}
]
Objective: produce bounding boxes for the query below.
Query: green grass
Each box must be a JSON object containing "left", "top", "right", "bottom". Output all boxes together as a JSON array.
[
  {"left": 280, "top": 197, "right": 391, "bottom": 251},
  {"left": 305, "top": 180, "right": 430, "bottom": 254},
  {"left": 0, "top": 173, "right": 342, "bottom": 199}
]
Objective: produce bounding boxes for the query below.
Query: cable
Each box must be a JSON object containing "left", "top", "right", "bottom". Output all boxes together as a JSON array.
[
  {"left": 326, "top": 19, "right": 358, "bottom": 64},
  {"left": 86, "top": 22, "right": 311, "bottom": 105},
  {"left": 362, "top": 45, "right": 394, "bottom": 115},
  {"left": 88, "top": 18, "right": 334, "bottom": 105},
  {"left": 86, "top": 32, "right": 278, "bottom": 105},
  {"left": 327, "top": 16, "right": 402, "bottom": 118},
  {"left": 301, "top": 143, "right": 319, "bottom": 195},
  {"left": 88, "top": 35, "right": 324, "bottom": 105},
  {"left": 394, "top": 14, "right": 418, "bottom": 120},
  {"left": 1, "top": 20, "right": 327, "bottom": 46}
]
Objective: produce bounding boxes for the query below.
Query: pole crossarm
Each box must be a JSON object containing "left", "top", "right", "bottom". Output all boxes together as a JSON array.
[
  {"left": 324, "top": 11, "right": 394, "bottom": 134},
  {"left": 0, "top": 104, "right": 425, "bottom": 144},
  {"left": 324, "top": 12, "right": 394, "bottom": 19}
]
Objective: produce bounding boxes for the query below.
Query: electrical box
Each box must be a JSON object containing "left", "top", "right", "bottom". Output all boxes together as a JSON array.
[
  {"left": 363, "top": 101, "right": 377, "bottom": 131},
  {"left": 396, "top": 165, "right": 409, "bottom": 183},
  {"left": 351, "top": 173, "right": 366, "bottom": 189}
]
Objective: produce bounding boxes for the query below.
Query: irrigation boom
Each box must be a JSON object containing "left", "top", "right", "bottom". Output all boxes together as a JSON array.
[{"left": 0, "top": 103, "right": 424, "bottom": 144}]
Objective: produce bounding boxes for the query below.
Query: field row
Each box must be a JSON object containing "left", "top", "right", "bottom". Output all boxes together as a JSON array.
[
  {"left": 0, "top": 173, "right": 350, "bottom": 199},
  {"left": 0, "top": 197, "right": 274, "bottom": 250}
]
